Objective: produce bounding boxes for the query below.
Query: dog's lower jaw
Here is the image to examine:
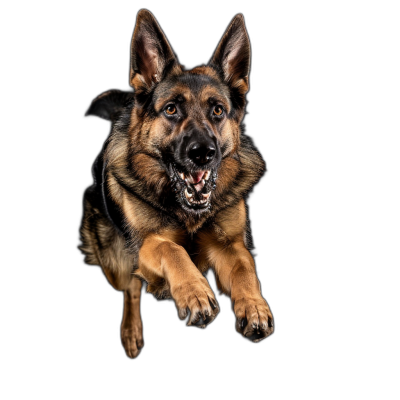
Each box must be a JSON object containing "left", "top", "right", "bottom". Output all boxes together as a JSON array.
[{"left": 183, "top": 186, "right": 211, "bottom": 207}]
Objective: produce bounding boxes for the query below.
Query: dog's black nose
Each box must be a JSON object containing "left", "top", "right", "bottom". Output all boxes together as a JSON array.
[
  {"left": 188, "top": 143, "right": 216, "bottom": 165},
  {"left": 175, "top": 124, "right": 220, "bottom": 168}
]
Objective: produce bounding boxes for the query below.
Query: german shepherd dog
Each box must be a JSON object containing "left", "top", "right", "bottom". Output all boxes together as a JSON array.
[{"left": 79, "top": 9, "right": 274, "bottom": 358}]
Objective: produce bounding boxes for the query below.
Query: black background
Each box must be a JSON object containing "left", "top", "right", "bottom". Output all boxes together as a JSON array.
[{"left": 26, "top": 2, "right": 334, "bottom": 395}]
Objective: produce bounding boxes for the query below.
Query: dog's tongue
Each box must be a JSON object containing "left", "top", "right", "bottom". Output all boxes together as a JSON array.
[{"left": 189, "top": 171, "right": 205, "bottom": 184}]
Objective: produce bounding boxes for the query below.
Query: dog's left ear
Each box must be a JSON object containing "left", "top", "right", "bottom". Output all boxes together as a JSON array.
[
  {"left": 209, "top": 14, "right": 251, "bottom": 93},
  {"left": 130, "top": 9, "right": 180, "bottom": 90}
]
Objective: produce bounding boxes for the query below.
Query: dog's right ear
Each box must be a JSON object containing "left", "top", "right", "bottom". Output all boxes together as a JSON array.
[{"left": 130, "top": 9, "right": 180, "bottom": 91}]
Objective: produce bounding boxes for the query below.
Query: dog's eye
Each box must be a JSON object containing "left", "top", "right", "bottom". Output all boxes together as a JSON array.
[
  {"left": 213, "top": 105, "right": 224, "bottom": 116},
  {"left": 165, "top": 104, "right": 177, "bottom": 116}
]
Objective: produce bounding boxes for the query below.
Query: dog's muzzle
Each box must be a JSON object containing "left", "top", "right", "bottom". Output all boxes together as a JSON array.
[{"left": 167, "top": 127, "right": 221, "bottom": 211}]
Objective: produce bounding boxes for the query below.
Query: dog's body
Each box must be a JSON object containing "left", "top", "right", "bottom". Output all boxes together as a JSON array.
[{"left": 79, "top": 10, "right": 274, "bottom": 358}]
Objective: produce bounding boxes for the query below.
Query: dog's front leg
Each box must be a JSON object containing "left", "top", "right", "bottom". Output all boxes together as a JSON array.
[
  {"left": 213, "top": 241, "right": 274, "bottom": 341},
  {"left": 197, "top": 199, "right": 274, "bottom": 341},
  {"left": 137, "top": 234, "right": 219, "bottom": 327}
]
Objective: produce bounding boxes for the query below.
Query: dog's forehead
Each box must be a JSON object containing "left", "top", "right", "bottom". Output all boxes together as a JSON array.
[
  {"left": 175, "top": 72, "right": 221, "bottom": 93},
  {"left": 153, "top": 69, "right": 230, "bottom": 109}
]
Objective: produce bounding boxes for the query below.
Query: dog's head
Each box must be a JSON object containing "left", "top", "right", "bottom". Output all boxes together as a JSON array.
[{"left": 126, "top": 10, "right": 251, "bottom": 216}]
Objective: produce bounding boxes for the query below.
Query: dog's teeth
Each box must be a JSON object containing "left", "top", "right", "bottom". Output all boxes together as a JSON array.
[
  {"left": 179, "top": 172, "right": 185, "bottom": 180},
  {"left": 185, "top": 178, "right": 190, "bottom": 187},
  {"left": 204, "top": 170, "right": 211, "bottom": 181},
  {"left": 184, "top": 188, "right": 193, "bottom": 200},
  {"left": 203, "top": 191, "right": 211, "bottom": 200}
]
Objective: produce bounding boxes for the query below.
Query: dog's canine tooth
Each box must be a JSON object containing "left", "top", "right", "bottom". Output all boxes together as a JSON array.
[
  {"left": 184, "top": 188, "right": 193, "bottom": 199},
  {"left": 203, "top": 191, "right": 211, "bottom": 200},
  {"left": 179, "top": 172, "right": 185, "bottom": 180},
  {"left": 204, "top": 170, "right": 211, "bottom": 181}
]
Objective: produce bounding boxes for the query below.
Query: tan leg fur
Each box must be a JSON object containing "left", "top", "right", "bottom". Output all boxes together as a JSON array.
[
  {"left": 196, "top": 199, "right": 274, "bottom": 341},
  {"left": 136, "top": 233, "right": 219, "bottom": 327}
]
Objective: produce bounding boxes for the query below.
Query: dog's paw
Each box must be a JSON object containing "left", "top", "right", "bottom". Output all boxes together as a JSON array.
[
  {"left": 121, "top": 325, "right": 144, "bottom": 359},
  {"left": 173, "top": 280, "right": 219, "bottom": 328},
  {"left": 234, "top": 296, "right": 274, "bottom": 342}
]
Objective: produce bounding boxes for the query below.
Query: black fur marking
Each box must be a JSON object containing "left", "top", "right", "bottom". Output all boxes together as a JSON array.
[
  {"left": 89, "top": 144, "right": 129, "bottom": 241},
  {"left": 176, "top": 73, "right": 221, "bottom": 94}
]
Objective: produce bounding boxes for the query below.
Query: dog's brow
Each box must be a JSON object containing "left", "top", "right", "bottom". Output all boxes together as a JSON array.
[
  {"left": 202, "top": 92, "right": 231, "bottom": 114},
  {"left": 207, "top": 95, "right": 230, "bottom": 106},
  {"left": 154, "top": 91, "right": 190, "bottom": 112}
]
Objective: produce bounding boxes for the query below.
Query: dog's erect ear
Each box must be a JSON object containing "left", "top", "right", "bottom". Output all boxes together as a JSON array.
[
  {"left": 130, "top": 9, "right": 180, "bottom": 90},
  {"left": 209, "top": 14, "right": 251, "bottom": 93}
]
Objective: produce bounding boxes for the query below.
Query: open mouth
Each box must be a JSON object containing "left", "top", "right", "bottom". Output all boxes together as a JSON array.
[{"left": 169, "top": 165, "right": 217, "bottom": 210}]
